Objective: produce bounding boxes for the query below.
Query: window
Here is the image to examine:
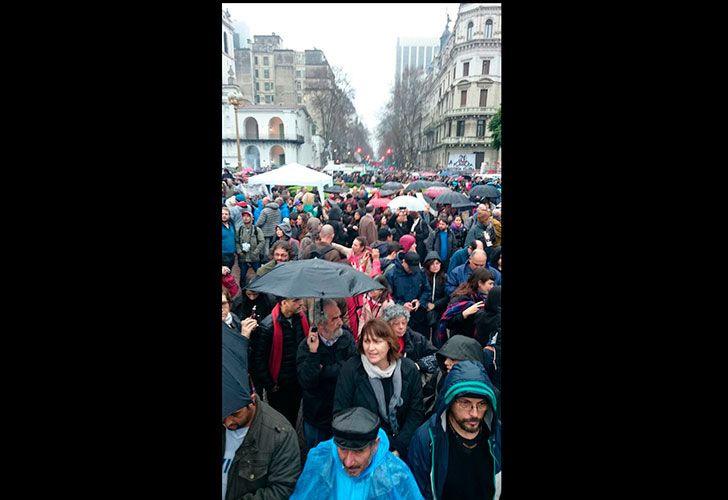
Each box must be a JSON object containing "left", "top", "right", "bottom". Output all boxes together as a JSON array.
[
  {"left": 448, "top": 121, "right": 452, "bottom": 137},
  {"left": 482, "top": 60, "right": 490, "bottom": 75},
  {"left": 297, "top": 95, "right": 302, "bottom": 104},
  {"left": 453, "top": 67, "right": 457, "bottom": 79},
  {"left": 457, "top": 120, "right": 464, "bottom": 137},
  {"left": 223, "top": 33, "right": 228, "bottom": 54},
  {"left": 263, "top": 56, "right": 269, "bottom": 66},
  {"left": 264, "top": 82, "right": 271, "bottom": 91},
  {"left": 477, "top": 119, "right": 486, "bottom": 137},
  {"left": 296, "top": 81, "right": 301, "bottom": 90},
  {"left": 296, "top": 70, "right": 302, "bottom": 78},
  {"left": 264, "top": 69, "right": 270, "bottom": 79},
  {"left": 255, "top": 95, "right": 260, "bottom": 103},
  {"left": 255, "top": 82, "right": 259, "bottom": 91},
  {"left": 467, "top": 21, "right": 474, "bottom": 41},
  {"left": 480, "top": 89, "right": 488, "bottom": 107},
  {"left": 463, "top": 62, "right": 469, "bottom": 76},
  {"left": 255, "top": 56, "right": 259, "bottom": 65},
  {"left": 266, "top": 95, "right": 273, "bottom": 103},
  {"left": 485, "top": 19, "right": 493, "bottom": 38},
  {"left": 461, "top": 90, "right": 468, "bottom": 106},
  {"left": 255, "top": 69, "right": 259, "bottom": 78}
]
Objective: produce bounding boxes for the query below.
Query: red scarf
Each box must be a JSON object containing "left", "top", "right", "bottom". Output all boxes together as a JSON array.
[{"left": 269, "top": 303, "right": 310, "bottom": 385}]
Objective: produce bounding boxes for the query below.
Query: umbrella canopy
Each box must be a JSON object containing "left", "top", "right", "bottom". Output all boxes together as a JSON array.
[
  {"left": 246, "top": 259, "right": 384, "bottom": 299},
  {"left": 433, "top": 190, "right": 476, "bottom": 208},
  {"left": 324, "top": 185, "right": 349, "bottom": 194},
  {"left": 419, "top": 171, "right": 438, "bottom": 177},
  {"left": 404, "top": 180, "right": 433, "bottom": 192},
  {"left": 429, "top": 181, "right": 447, "bottom": 187},
  {"left": 378, "top": 188, "right": 398, "bottom": 197},
  {"left": 468, "top": 184, "right": 501, "bottom": 200},
  {"left": 381, "top": 181, "right": 404, "bottom": 191},
  {"left": 425, "top": 186, "right": 451, "bottom": 198},
  {"left": 387, "top": 195, "right": 429, "bottom": 212},
  {"left": 367, "top": 196, "right": 392, "bottom": 209}
]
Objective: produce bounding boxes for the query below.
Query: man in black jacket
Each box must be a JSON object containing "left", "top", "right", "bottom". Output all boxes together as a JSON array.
[
  {"left": 250, "top": 296, "right": 309, "bottom": 427},
  {"left": 296, "top": 299, "right": 357, "bottom": 450}
]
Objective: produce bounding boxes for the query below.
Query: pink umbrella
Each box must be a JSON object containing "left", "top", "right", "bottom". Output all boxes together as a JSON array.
[
  {"left": 425, "top": 186, "right": 450, "bottom": 198},
  {"left": 367, "top": 196, "right": 392, "bottom": 209}
]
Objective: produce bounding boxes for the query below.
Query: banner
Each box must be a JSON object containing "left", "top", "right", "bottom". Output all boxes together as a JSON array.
[{"left": 447, "top": 154, "right": 476, "bottom": 170}]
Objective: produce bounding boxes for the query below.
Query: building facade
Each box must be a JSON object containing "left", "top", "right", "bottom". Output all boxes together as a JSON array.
[
  {"left": 222, "top": 9, "right": 236, "bottom": 84},
  {"left": 395, "top": 37, "right": 440, "bottom": 80},
  {"left": 420, "top": 3, "right": 501, "bottom": 172},
  {"left": 222, "top": 87, "right": 320, "bottom": 171}
]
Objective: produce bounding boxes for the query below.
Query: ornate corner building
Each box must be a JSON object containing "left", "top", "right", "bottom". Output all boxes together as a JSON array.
[{"left": 420, "top": 3, "right": 501, "bottom": 172}]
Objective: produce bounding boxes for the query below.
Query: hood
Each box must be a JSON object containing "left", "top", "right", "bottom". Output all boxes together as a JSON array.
[
  {"left": 266, "top": 202, "right": 280, "bottom": 210},
  {"left": 436, "top": 335, "right": 484, "bottom": 371},
  {"left": 435, "top": 360, "right": 498, "bottom": 432},
  {"left": 423, "top": 250, "right": 442, "bottom": 268},
  {"left": 276, "top": 221, "right": 292, "bottom": 238},
  {"left": 329, "top": 427, "right": 390, "bottom": 481},
  {"left": 485, "top": 286, "right": 501, "bottom": 314},
  {"left": 328, "top": 205, "right": 343, "bottom": 221}
]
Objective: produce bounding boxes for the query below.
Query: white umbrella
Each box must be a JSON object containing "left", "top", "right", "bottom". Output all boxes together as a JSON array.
[{"left": 387, "top": 195, "right": 428, "bottom": 212}]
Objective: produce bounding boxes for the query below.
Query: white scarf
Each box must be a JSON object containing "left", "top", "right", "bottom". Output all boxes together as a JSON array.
[
  {"left": 361, "top": 354, "right": 395, "bottom": 378},
  {"left": 224, "top": 312, "right": 233, "bottom": 327}
]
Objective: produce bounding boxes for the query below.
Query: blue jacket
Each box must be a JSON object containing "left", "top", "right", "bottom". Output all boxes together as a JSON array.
[
  {"left": 386, "top": 256, "right": 432, "bottom": 306},
  {"left": 407, "top": 361, "right": 501, "bottom": 500},
  {"left": 222, "top": 221, "right": 237, "bottom": 254},
  {"left": 444, "top": 263, "right": 502, "bottom": 295},
  {"left": 291, "top": 428, "right": 424, "bottom": 500}
]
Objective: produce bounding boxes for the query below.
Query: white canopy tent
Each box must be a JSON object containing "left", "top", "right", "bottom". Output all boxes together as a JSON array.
[{"left": 246, "top": 162, "right": 334, "bottom": 199}]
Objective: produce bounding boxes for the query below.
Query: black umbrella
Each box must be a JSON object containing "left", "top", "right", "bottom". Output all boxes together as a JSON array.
[
  {"left": 468, "top": 184, "right": 500, "bottom": 200},
  {"left": 404, "top": 180, "right": 432, "bottom": 192},
  {"left": 433, "top": 190, "right": 476, "bottom": 208},
  {"left": 429, "top": 181, "right": 448, "bottom": 187},
  {"left": 381, "top": 181, "right": 404, "bottom": 191},
  {"left": 378, "top": 188, "right": 398, "bottom": 197},
  {"left": 246, "top": 259, "right": 384, "bottom": 299}
]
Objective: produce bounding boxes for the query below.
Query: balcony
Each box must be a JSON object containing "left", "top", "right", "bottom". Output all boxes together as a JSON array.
[
  {"left": 440, "top": 136, "right": 490, "bottom": 146},
  {"left": 222, "top": 134, "right": 305, "bottom": 144},
  {"left": 443, "top": 106, "right": 497, "bottom": 119}
]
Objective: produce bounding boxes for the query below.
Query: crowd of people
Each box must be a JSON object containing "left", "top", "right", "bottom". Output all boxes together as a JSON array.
[{"left": 221, "top": 171, "right": 502, "bottom": 499}]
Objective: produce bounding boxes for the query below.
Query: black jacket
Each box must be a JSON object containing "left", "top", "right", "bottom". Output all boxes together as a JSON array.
[
  {"left": 333, "top": 355, "right": 424, "bottom": 458},
  {"left": 402, "top": 327, "right": 437, "bottom": 367},
  {"left": 296, "top": 329, "right": 357, "bottom": 430},
  {"left": 222, "top": 399, "right": 301, "bottom": 500},
  {"left": 250, "top": 309, "right": 306, "bottom": 392}
]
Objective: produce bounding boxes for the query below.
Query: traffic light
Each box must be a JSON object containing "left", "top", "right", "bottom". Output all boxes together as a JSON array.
[
  {"left": 386, "top": 148, "right": 392, "bottom": 155},
  {"left": 356, "top": 147, "right": 362, "bottom": 154}
]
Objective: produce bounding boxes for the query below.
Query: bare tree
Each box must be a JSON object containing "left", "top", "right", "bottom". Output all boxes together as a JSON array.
[{"left": 376, "top": 67, "right": 427, "bottom": 169}]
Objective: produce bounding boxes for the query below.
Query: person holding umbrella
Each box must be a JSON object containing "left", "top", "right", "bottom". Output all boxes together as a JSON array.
[{"left": 296, "top": 298, "right": 358, "bottom": 450}]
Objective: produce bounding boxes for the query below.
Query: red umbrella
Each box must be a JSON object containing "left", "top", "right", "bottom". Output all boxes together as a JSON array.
[{"left": 367, "top": 196, "right": 392, "bottom": 208}]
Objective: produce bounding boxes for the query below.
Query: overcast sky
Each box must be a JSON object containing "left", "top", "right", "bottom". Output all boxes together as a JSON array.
[{"left": 223, "top": 2, "right": 460, "bottom": 152}]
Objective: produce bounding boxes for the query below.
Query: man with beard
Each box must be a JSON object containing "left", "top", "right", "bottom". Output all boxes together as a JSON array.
[
  {"left": 290, "top": 407, "right": 423, "bottom": 499},
  {"left": 296, "top": 299, "right": 357, "bottom": 450},
  {"left": 408, "top": 361, "right": 501, "bottom": 499}
]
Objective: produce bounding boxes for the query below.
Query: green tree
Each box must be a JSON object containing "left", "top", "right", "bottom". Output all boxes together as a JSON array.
[{"left": 488, "top": 107, "right": 501, "bottom": 151}]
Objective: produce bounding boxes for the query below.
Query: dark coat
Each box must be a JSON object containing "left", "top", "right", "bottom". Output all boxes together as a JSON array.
[
  {"left": 402, "top": 327, "right": 437, "bottom": 366},
  {"left": 385, "top": 256, "right": 432, "bottom": 306},
  {"left": 223, "top": 399, "right": 301, "bottom": 500},
  {"left": 296, "top": 328, "right": 357, "bottom": 431},
  {"left": 333, "top": 355, "right": 424, "bottom": 458},
  {"left": 250, "top": 309, "right": 306, "bottom": 392}
]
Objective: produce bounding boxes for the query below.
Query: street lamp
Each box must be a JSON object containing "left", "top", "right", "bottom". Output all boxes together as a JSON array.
[{"left": 227, "top": 91, "right": 244, "bottom": 171}]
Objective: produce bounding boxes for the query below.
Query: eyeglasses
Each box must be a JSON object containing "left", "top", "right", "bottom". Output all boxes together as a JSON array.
[
  {"left": 454, "top": 398, "right": 488, "bottom": 412},
  {"left": 222, "top": 301, "right": 230, "bottom": 306}
]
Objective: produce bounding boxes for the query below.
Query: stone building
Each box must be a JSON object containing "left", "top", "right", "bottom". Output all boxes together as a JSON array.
[{"left": 419, "top": 3, "right": 502, "bottom": 172}]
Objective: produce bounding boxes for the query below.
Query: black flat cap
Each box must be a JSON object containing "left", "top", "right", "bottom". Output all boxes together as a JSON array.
[{"left": 332, "top": 407, "right": 380, "bottom": 450}]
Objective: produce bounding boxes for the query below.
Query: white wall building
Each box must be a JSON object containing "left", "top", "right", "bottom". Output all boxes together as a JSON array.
[
  {"left": 222, "top": 9, "right": 236, "bottom": 84},
  {"left": 395, "top": 37, "right": 440, "bottom": 79},
  {"left": 222, "top": 90, "right": 320, "bottom": 171}
]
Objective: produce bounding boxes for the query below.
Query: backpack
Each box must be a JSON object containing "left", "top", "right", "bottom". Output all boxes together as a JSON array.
[{"left": 309, "top": 244, "right": 336, "bottom": 260}]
